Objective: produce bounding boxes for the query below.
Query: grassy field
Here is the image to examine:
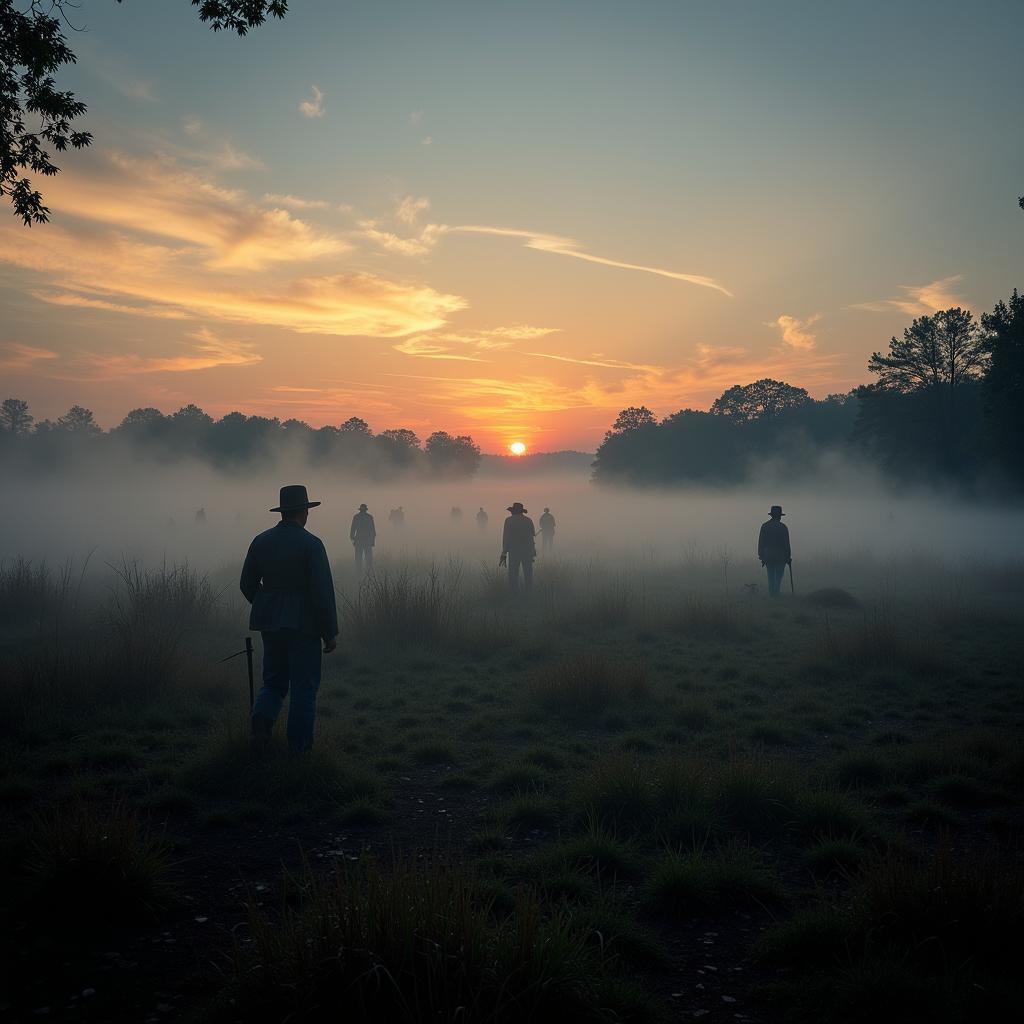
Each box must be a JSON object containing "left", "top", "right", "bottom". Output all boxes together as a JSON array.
[{"left": 1, "top": 548, "right": 1022, "bottom": 1022}]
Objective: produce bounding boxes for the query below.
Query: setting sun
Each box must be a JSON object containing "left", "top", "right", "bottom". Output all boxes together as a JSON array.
[{"left": 509, "top": 441, "right": 527, "bottom": 456}]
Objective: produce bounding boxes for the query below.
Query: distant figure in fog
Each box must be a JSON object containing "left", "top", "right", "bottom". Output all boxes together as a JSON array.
[
  {"left": 351, "top": 503, "right": 376, "bottom": 571},
  {"left": 538, "top": 507, "right": 556, "bottom": 553},
  {"left": 194, "top": 507, "right": 206, "bottom": 526},
  {"left": 240, "top": 485, "right": 338, "bottom": 753},
  {"left": 758, "top": 505, "right": 792, "bottom": 597},
  {"left": 500, "top": 502, "right": 536, "bottom": 593},
  {"left": 476, "top": 506, "right": 488, "bottom": 530},
  {"left": 388, "top": 506, "right": 405, "bottom": 528},
  {"left": 450, "top": 506, "right": 463, "bottom": 524}
]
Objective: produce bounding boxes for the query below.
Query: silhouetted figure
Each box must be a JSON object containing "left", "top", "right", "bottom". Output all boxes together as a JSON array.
[
  {"left": 538, "top": 507, "right": 556, "bottom": 553},
  {"left": 450, "top": 506, "right": 463, "bottom": 524},
  {"left": 351, "top": 503, "right": 376, "bottom": 571},
  {"left": 758, "top": 505, "right": 791, "bottom": 597},
  {"left": 166, "top": 516, "right": 176, "bottom": 530},
  {"left": 194, "top": 507, "right": 206, "bottom": 526},
  {"left": 476, "top": 506, "right": 488, "bottom": 530},
  {"left": 500, "top": 502, "right": 536, "bottom": 593},
  {"left": 388, "top": 506, "right": 405, "bottom": 528},
  {"left": 240, "top": 485, "right": 338, "bottom": 753}
]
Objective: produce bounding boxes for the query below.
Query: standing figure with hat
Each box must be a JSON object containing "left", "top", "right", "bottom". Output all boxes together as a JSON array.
[
  {"left": 499, "top": 502, "right": 537, "bottom": 593},
  {"left": 350, "top": 503, "right": 376, "bottom": 572},
  {"left": 239, "top": 485, "right": 338, "bottom": 752},
  {"left": 758, "top": 505, "right": 792, "bottom": 597}
]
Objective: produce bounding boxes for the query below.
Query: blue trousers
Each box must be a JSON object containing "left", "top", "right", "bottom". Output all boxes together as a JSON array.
[
  {"left": 252, "top": 629, "right": 322, "bottom": 751},
  {"left": 766, "top": 564, "right": 786, "bottom": 597},
  {"left": 508, "top": 552, "right": 533, "bottom": 592}
]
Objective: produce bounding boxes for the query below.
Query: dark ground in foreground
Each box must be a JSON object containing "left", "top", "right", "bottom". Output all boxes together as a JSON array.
[{"left": 1, "top": 555, "right": 1022, "bottom": 1022}]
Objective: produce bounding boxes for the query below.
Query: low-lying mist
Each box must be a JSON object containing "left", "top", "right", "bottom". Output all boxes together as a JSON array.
[{"left": 3, "top": 453, "right": 1023, "bottom": 581}]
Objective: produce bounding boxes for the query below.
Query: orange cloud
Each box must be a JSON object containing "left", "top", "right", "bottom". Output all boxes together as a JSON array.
[
  {"left": 0, "top": 343, "right": 59, "bottom": 372},
  {"left": 394, "top": 324, "right": 559, "bottom": 360},
  {"left": 77, "top": 328, "right": 262, "bottom": 379},
  {"left": 0, "top": 151, "right": 467, "bottom": 339},
  {"left": 41, "top": 151, "right": 345, "bottom": 270},
  {"left": 851, "top": 275, "right": 966, "bottom": 316},
  {"left": 770, "top": 313, "right": 821, "bottom": 350}
]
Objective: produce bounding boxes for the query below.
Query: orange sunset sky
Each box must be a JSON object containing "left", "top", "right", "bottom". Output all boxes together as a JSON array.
[{"left": 1, "top": 1, "right": 1021, "bottom": 452}]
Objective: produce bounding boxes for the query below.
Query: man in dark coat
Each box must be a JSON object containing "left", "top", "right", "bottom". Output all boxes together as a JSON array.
[
  {"left": 500, "top": 501, "right": 536, "bottom": 593},
  {"left": 240, "top": 485, "right": 338, "bottom": 752},
  {"left": 538, "top": 507, "right": 556, "bottom": 553},
  {"left": 350, "top": 502, "right": 376, "bottom": 571},
  {"left": 476, "top": 507, "right": 488, "bottom": 530},
  {"left": 757, "top": 504, "right": 792, "bottom": 597}
]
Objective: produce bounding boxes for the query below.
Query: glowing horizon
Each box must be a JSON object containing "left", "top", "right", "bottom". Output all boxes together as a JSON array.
[{"left": 1, "top": 1, "right": 1020, "bottom": 454}]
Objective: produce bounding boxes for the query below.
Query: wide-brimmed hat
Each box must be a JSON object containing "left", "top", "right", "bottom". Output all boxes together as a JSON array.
[
  {"left": 507, "top": 502, "right": 527, "bottom": 514},
  {"left": 769, "top": 505, "right": 786, "bottom": 517},
  {"left": 270, "top": 484, "right": 321, "bottom": 512},
  {"left": 358, "top": 503, "right": 368, "bottom": 511}
]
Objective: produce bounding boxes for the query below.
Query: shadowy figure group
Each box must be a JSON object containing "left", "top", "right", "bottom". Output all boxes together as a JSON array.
[{"left": 238, "top": 484, "right": 795, "bottom": 751}]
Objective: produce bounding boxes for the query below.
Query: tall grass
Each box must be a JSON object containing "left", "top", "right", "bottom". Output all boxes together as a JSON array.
[
  {"left": 217, "top": 857, "right": 644, "bottom": 1023},
  {"left": 0, "top": 559, "right": 224, "bottom": 732},
  {"left": 526, "top": 653, "right": 649, "bottom": 720}
]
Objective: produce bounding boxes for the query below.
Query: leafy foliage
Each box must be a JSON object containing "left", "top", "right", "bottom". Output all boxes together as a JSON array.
[
  {"left": 0, "top": 400, "right": 482, "bottom": 477},
  {"left": 1, "top": 1, "right": 286, "bottom": 224}
]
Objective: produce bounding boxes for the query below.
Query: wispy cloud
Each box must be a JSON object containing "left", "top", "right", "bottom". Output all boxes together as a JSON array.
[
  {"left": 0, "top": 151, "right": 467, "bottom": 338},
  {"left": 76, "top": 328, "right": 261, "bottom": 378},
  {"left": 769, "top": 313, "right": 821, "bottom": 351},
  {"left": 263, "top": 192, "right": 330, "bottom": 210},
  {"left": 394, "top": 325, "right": 559, "bottom": 360},
  {"left": 0, "top": 343, "right": 59, "bottom": 372},
  {"left": 30, "top": 292, "right": 192, "bottom": 320},
  {"left": 396, "top": 196, "right": 430, "bottom": 224},
  {"left": 33, "top": 151, "right": 344, "bottom": 270},
  {"left": 445, "top": 225, "right": 732, "bottom": 296},
  {"left": 852, "top": 275, "right": 966, "bottom": 316},
  {"left": 357, "top": 219, "right": 445, "bottom": 257},
  {"left": 299, "top": 86, "right": 325, "bottom": 119}
]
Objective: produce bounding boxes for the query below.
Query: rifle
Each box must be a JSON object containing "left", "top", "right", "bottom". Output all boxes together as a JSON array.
[
  {"left": 220, "top": 636, "right": 255, "bottom": 709},
  {"left": 788, "top": 562, "right": 795, "bottom": 594}
]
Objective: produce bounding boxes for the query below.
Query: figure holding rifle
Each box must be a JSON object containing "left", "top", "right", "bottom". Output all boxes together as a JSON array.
[
  {"left": 500, "top": 501, "right": 536, "bottom": 594},
  {"left": 757, "top": 504, "right": 792, "bottom": 598},
  {"left": 240, "top": 485, "right": 338, "bottom": 753}
]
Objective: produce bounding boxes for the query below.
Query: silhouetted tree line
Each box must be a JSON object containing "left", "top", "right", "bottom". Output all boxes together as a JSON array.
[
  {"left": 0, "top": 402, "right": 482, "bottom": 479},
  {"left": 593, "top": 289, "right": 1024, "bottom": 492}
]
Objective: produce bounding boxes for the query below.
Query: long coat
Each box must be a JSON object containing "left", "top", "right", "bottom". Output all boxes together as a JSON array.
[
  {"left": 502, "top": 514, "right": 537, "bottom": 557},
  {"left": 538, "top": 511, "right": 556, "bottom": 535},
  {"left": 757, "top": 519, "right": 791, "bottom": 567},
  {"left": 350, "top": 511, "right": 376, "bottom": 547},
  {"left": 240, "top": 521, "right": 338, "bottom": 639}
]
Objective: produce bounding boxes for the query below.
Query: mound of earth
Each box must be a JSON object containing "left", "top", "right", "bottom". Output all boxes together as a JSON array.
[{"left": 803, "top": 587, "right": 860, "bottom": 609}]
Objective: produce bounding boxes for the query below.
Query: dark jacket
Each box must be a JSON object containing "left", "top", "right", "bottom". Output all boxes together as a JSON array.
[
  {"left": 758, "top": 519, "right": 791, "bottom": 566},
  {"left": 240, "top": 521, "right": 338, "bottom": 639},
  {"left": 350, "top": 511, "right": 376, "bottom": 546},
  {"left": 502, "top": 514, "right": 536, "bottom": 556},
  {"left": 538, "top": 511, "right": 556, "bottom": 535}
]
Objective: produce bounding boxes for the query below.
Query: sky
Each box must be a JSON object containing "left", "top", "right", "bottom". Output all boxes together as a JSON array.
[{"left": 1, "top": 0, "right": 1021, "bottom": 453}]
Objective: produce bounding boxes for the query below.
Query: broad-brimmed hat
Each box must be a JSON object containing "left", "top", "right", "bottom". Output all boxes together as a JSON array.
[
  {"left": 358, "top": 503, "right": 369, "bottom": 511},
  {"left": 507, "top": 502, "right": 527, "bottom": 514},
  {"left": 270, "top": 484, "right": 321, "bottom": 512},
  {"left": 769, "top": 505, "right": 786, "bottom": 517}
]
